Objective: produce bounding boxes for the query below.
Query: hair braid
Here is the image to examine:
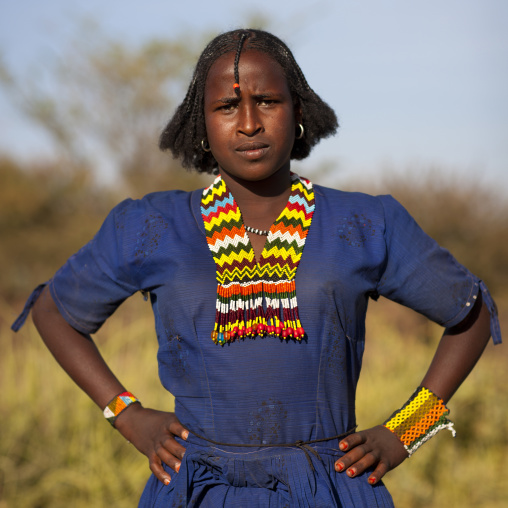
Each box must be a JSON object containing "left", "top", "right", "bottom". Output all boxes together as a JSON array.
[
  {"left": 159, "top": 28, "right": 338, "bottom": 173},
  {"left": 233, "top": 32, "right": 248, "bottom": 97}
]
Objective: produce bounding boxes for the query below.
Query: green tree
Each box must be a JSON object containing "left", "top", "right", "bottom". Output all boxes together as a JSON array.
[
  {"left": 2, "top": 23, "right": 211, "bottom": 197},
  {"left": 0, "top": 25, "right": 219, "bottom": 299}
]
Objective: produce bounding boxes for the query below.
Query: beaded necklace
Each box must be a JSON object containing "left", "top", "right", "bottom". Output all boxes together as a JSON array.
[{"left": 201, "top": 173, "right": 315, "bottom": 345}]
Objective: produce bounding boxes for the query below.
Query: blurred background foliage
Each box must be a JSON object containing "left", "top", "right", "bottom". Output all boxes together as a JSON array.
[{"left": 0, "top": 23, "right": 506, "bottom": 508}]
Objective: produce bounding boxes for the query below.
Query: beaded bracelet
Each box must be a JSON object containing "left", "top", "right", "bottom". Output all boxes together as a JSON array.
[
  {"left": 383, "top": 386, "right": 456, "bottom": 456},
  {"left": 103, "top": 391, "right": 140, "bottom": 427}
]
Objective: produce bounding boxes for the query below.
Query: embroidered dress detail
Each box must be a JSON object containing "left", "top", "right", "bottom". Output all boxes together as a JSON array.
[{"left": 201, "top": 173, "right": 315, "bottom": 344}]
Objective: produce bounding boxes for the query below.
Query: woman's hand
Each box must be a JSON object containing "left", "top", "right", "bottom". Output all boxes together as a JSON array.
[
  {"left": 335, "top": 425, "right": 408, "bottom": 485},
  {"left": 115, "top": 404, "right": 189, "bottom": 485}
]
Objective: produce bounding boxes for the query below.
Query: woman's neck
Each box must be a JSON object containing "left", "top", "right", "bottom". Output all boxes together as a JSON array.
[{"left": 218, "top": 166, "right": 293, "bottom": 231}]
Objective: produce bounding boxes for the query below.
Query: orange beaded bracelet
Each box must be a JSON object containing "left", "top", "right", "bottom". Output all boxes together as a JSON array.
[
  {"left": 383, "top": 386, "right": 456, "bottom": 456},
  {"left": 103, "top": 391, "right": 140, "bottom": 427}
]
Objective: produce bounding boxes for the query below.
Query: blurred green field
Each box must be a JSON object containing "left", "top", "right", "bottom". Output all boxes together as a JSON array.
[{"left": 1, "top": 295, "right": 506, "bottom": 507}]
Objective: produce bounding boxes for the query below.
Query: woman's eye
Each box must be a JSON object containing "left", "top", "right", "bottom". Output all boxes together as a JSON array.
[
  {"left": 220, "top": 104, "right": 237, "bottom": 112},
  {"left": 258, "top": 99, "right": 275, "bottom": 106}
]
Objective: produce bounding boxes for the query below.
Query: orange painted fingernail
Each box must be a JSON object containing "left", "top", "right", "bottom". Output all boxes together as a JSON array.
[
  {"left": 347, "top": 468, "right": 355, "bottom": 477},
  {"left": 368, "top": 477, "right": 376, "bottom": 485},
  {"left": 182, "top": 430, "right": 189, "bottom": 440},
  {"left": 336, "top": 462, "right": 344, "bottom": 472},
  {"left": 175, "top": 463, "right": 181, "bottom": 473},
  {"left": 163, "top": 478, "right": 170, "bottom": 486},
  {"left": 339, "top": 442, "right": 348, "bottom": 451}
]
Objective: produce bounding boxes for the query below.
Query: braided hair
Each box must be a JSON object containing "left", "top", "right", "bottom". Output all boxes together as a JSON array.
[{"left": 159, "top": 29, "right": 338, "bottom": 173}]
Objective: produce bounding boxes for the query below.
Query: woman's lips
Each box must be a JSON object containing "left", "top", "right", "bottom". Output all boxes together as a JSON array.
[{"left": 236, "top": 142, "right": 269, "bottom": 159}]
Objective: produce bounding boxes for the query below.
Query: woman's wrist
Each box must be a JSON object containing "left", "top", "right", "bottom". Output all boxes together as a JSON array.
[
  {"left": 103, "top": 391, "right": 142, "bottom": 427},
  {"left": 112, "top": 400, "right": 146, "bottom": 438},
  {"left": 383, "top": 386, "right": 456, "bottom": 457}
]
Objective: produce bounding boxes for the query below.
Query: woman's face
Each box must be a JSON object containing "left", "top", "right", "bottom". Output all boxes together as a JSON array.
[{"left": 204, "top": 50, "right": 299, "bottom": 183}]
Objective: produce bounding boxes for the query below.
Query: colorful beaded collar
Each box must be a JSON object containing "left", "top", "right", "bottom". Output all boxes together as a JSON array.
[{"left": 201, "top": 173, "right": 315, "bottom": 345}]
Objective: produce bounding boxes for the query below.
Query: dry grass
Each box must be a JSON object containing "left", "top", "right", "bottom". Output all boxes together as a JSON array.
[
  {"left": 1, "top": 296, "right": 505, "bottom": 507},
  {"left": 0, "top": 298, "right": 167, "bottom": 508},
  {"left": 361, "top": 297, "right": 508, "bottom": 508}
]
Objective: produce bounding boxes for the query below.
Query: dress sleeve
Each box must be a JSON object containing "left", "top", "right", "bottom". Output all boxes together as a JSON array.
[
  {"left": 12, "top": 199, "right": 141, "bottom": 335},
  {"left": 375, "top": 195, "right": 501, "bottom": 344}
]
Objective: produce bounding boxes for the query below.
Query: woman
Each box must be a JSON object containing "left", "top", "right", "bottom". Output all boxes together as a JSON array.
[{"left": 13, "top": 29, "right": 501, "bottom": 507}]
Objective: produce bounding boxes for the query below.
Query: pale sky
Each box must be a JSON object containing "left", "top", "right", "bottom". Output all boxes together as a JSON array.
[{"left": 1, "top": 0, "right": 507, "bottom": 193}]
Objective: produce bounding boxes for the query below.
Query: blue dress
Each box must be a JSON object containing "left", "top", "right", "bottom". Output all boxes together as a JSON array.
[{"left": 13, "top": 184, "right": 501, "bottom": 507}]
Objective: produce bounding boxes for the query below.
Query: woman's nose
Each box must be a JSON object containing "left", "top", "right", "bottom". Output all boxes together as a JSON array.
[{"left": 237, "top": 104, "right": 262, "bottom": 136}]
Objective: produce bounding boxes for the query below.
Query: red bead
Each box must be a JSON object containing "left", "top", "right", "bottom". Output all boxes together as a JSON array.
[
  {"left": 267, "top": 325, "right": 274, "bottom": 335},
  {"left": 287, "top": 327, "right": 294, "bottom": 338},
  {"left": 231, "top": 327, "right": 238, "bottom": 338},
  {"left": 281, "top": 329, "right": 290, "bottom": 339},
  {"left": 297, "top": 327, "right": 305, "bottom": 338},
  {"left": 275, "top": 326, "right": 282, "bottom": 336},
  {"left": 252, "top": 323, "right": 258, "bottom": 334},
  {"left": 246, "top": 326, "right": 252, "bottom": 336}
]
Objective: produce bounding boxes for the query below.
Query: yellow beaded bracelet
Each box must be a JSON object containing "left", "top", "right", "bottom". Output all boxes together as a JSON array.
[
  {"left": 103, "top": 391, "right": 140, "bottom": 427},
  {"left": 383, "top": 386, "right": 456, "bottom": 456}
]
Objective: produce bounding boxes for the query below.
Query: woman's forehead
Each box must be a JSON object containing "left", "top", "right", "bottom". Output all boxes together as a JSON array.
[{"left": 205, "top": 50, "right": 289, "bottom": 98}]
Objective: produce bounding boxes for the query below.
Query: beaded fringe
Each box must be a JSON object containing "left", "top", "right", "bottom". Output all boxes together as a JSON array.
[{"left": 201, "top": 174, "right": 315, "bottom": 345}]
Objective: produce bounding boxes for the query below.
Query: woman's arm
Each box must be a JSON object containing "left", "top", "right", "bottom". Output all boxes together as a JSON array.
[
  {"left": 420, "top": 292, "right": 491, "bottom": 402},
  {"left": 32, "top": 286, "right": 188, "bottom": 485},
  {"left": 334, "top": 295, "right": 492, "bottom": 484}
]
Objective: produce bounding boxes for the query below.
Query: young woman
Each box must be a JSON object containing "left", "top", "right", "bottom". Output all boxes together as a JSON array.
[{"left": 13, "top": 29, "right": 501, "bottom": 507}]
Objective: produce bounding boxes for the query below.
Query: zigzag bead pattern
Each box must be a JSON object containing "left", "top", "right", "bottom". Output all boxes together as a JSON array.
[
  {"left": 201, "top": 173, "right": 315, "bottom": 345},
  {"left": 383, "top": 386, "right": 456, "bottom": 456}
]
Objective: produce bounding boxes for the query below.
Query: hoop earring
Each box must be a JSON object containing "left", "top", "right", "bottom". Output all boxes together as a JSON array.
[
  {"left": 296, "top": 123, "right": 304, "bottom": 140},
  {"left": 201, "top": 139, "right": 211, "bottom": 152}
]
